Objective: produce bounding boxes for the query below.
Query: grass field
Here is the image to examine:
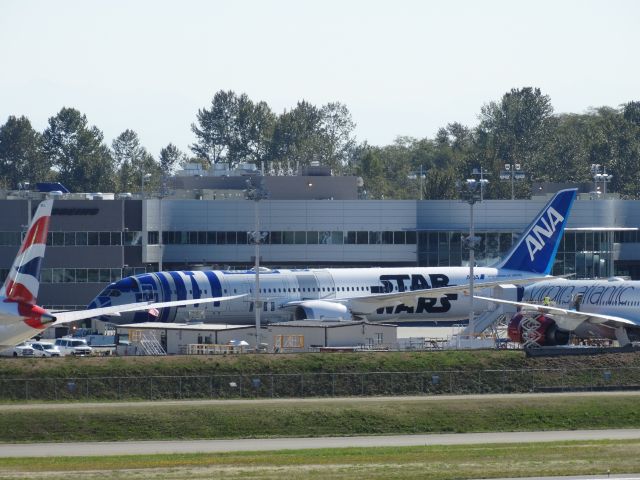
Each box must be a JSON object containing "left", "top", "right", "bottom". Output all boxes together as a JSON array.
[
  {"left": 0, "top": 350, "right": 531, "bottom": 378},
  {"left": 2, "top": 393, "right": 640, "bottom": 442},
  {"left": 3, "top": 349, "right": 639, "bottom": 379},
  {"left": 1, "top": 440, "right": 639, "bottom": 479}
]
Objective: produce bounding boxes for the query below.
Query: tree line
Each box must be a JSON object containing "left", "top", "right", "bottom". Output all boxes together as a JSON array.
[{"left": 1, "top": 88, "right": 639, "bottom": 199}]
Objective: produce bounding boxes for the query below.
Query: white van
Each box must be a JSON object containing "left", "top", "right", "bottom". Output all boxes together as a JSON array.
[{"left": 54, "top": 338, "right": 93, "bottom": 356}]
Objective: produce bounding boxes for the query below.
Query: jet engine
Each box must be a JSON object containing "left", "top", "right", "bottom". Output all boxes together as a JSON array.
[
  {"left": 507, "top": 313, "right": 571, "bottom": 347},
  {"left": 293, "top": 300, "right": 350, "bottom": 321}
]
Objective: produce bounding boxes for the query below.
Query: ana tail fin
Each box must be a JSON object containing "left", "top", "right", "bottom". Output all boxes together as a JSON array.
[
  {"left": 496, "top": 189, "right": 577, "bottom": 275},
  {"left": 0, "top": 200, "right": 53, "bottom": 304}
]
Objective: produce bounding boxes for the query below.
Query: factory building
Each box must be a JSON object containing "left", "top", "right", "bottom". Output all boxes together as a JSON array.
[
  {"left": 1, "top": 173, "right": 639, "bottom": 311},
  {"left": 115, "top": 320, "right": 397, "bottom": 354}
]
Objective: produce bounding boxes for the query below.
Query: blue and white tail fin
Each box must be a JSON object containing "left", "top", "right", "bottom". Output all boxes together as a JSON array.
[
  {"left": 496, "top": 189, "right": 577, "bottom": 275},
  {"left": 0, "top": 200, "right": 53, "bottom": 304}
]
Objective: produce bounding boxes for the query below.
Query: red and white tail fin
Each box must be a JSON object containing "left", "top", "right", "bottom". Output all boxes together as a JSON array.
[{"left": 0, "top": 200, "right": 53, "bottom": 304}]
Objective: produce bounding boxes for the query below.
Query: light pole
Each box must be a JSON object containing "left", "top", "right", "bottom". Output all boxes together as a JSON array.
[
  {"left": 408, "top": 165, "right": 426, "bottom": 200},
  {"left": 158, "top": 175, "right": 169, "bottom": 272},
  {"left": 246, "top": 177, "right": 269, "bottom": 351},
  {"left": 591, "top": 164, "right": 613, "bottom": 199},
  {"left": 458, "top": 176, "right": 488, "bottom": 335},
  {"left": 499, "top": 163, "right": 525, "bottom": 200},
  {"left": 141, "top": 173, "right": 152, "bottom": 199},
  {"left": 471, "top": 167, "right": 490, "bottom": 201}
]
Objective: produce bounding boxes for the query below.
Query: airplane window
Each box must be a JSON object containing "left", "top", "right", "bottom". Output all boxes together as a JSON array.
[
  {"left": 224, "top": 289, "right": 227, "bottom": 293},
  {"left": 234, "top": 289, "right": 237, "bottom": 293}
]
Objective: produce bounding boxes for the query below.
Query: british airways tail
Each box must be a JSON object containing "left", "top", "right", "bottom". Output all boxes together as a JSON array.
[
  {"left": 495, "top": 189, "right": 577, "bottom": 275},
  {"left": 0, "top": 200, "right": 53, "bottom": 304}
]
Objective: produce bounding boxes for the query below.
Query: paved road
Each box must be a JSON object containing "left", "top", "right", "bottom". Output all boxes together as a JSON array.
[
  {"left": 2, "top": 429, "right": 640, "bottom": 457},
  {"left": 4, "top": 390, "right": 640, "bottom": 411}
]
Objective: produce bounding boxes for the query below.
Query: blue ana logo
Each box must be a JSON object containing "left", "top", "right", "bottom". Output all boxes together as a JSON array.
[{"left": 525, "top": 206, "right": 564, "bottom": 261}]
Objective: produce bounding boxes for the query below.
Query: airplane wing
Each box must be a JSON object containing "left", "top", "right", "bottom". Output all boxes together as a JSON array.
[
  {"left": 50, "top": 294, "right": 247, "bottom": 326},
  {"left": 283, "top": 275, "right": 554, "bottom": 315},
  {"left": 474, "top": 295, "right": 637, "bottom": 331}
]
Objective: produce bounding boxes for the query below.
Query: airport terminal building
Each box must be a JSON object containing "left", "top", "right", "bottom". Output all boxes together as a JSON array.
[{"left": 1, "top": 174, "right": 640, "bottom": 310}]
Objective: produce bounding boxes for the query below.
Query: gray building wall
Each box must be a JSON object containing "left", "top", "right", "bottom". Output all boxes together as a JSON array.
[{"left": 2, "top": 194, "right": 640, "bottom": 309}]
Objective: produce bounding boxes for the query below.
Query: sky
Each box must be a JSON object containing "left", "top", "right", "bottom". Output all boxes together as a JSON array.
[{"left": 1, "top": 0, "right": 639, "bottom": 157}]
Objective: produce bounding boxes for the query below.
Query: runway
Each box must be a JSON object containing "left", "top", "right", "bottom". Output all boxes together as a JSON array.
[{"left": 2, "top": 429, "right": 640, "bottom": 457}]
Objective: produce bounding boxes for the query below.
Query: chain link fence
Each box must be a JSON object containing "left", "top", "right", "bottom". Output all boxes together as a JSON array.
[{"left": 1, "top": 367, "right": 638, "bottom": 401}]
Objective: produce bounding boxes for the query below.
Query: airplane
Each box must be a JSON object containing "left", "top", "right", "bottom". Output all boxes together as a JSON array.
[
  {"left": 0, "top": 199, "right": 244, "bottom": 349},
  {"left": 476, "top": 277, "right": 640, "bottom": 347},
  {"left": 87, "top": 188, "right": 578, "bottom": 326}
]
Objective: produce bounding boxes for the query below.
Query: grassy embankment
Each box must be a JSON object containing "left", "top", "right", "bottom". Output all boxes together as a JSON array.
[
  {"left": 1, "top": 440, "right": 640, "bottom": 479},
  {"left": 2, "top": 349, "right": 640, "bottom": 378},
  {"left": 0, "top": 350, "right": 530, "bottom": 377},
  {"left": 1, "top": 394, "right": 640, "bottom": 443}
]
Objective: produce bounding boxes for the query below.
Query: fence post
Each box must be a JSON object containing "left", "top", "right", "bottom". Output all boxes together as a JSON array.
[
  {"left": 332, "top": 373, "right": 336, "bottom": 397},
  {"left": 271, "top": 374, "right": 274, "bottom": 398},
  {"left": 149, "top": 377, "right": 153, "bottom": 400},
  {"left": 300, "top": 374, "right": 304, "bottom": 397},
  {"left": 361, "top": 373, "right": 365, "bottom": 396},
  {"left": 25, "top": 379, "right": 28, "bottom": 401},
  {"left": 532, "top": 370, "right": 535, "bottom": 392}
]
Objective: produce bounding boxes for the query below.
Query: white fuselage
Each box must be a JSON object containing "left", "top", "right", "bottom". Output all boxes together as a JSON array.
[
  {"left": 523, "top": 279, "right": 640, "bottom": 327},
  {"left": 96, "top": 266, "right": 538, "bottom": 325}
]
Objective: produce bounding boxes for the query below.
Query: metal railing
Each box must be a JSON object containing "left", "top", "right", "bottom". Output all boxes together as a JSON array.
[{"left": 0, "top": 367, "right": 638, "bottom": 401}]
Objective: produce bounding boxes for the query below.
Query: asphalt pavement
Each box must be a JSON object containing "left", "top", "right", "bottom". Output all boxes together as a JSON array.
[{"left": 2, "top": 429, "right": 640, "bottom": 457}]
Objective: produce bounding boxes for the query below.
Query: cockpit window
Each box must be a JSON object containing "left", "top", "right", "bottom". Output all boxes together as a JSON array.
[{"left": 108, "top": 289, "right": 121, "bottom": 297}]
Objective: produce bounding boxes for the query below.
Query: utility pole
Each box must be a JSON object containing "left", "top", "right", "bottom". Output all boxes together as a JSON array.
[
  {"left": 499, "top": 163, "right": 525, "bottom": 200},
  {"left": 591, "top": 164, "right": 613, "bottom": 199},
  {"left": 458, "top": 175, "right": 488, "bottom": 334},
  {"left": 246, "top": 176, "right": 269, "bottom": 351},
  {"left": 408, "top": 166, "right": 426, "bottom": 200}
]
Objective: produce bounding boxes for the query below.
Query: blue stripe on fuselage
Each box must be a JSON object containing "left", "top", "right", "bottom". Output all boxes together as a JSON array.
[
  {"left": 204, "top": 271, "right": 222, "bottom": 306},
  {"left": 169, "top": 271, "right": 187, "bottom": 301},
  {"left": 133, "top": 274, "right": 158, "bottom": 322},
  {"left": 156, "top": 272, "right": 173, "bottom": 322},
  {"left": 185, "top": 271, "right": 201, "bottom": 304}
]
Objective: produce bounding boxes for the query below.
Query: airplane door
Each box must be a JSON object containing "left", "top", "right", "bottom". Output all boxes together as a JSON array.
[
  {"left": 295, "top": 273, "right": 321, "bottom": 299},
  {"left": 313, "top": 271, "right": 336, "bottom": 298}
]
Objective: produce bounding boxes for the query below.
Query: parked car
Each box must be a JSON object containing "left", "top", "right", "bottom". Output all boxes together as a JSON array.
[
  {"left": 30, "top": 341, "right": 62, "bottom": 357},
  {"left": 54, "top": 338, "right": 93, "bottom": 356},
  {"left": 12, "top": 342, "right": 35, "bottom": 357}
]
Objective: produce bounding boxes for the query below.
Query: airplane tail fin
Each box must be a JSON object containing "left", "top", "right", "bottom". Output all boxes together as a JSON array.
[
  {"left": 0, "top": 200, "right": 53, "bottom": 304},
  {"left": 495, "top": 189, "right": 577, "bottom": 275}
]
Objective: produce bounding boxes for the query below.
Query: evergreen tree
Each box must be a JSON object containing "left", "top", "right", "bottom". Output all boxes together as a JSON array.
[
  {"left": 0, "top": 116, "right": 50, "bottom": 189},
  {"left": 42, "top": 108, "right": 115, "bottom": 193}
]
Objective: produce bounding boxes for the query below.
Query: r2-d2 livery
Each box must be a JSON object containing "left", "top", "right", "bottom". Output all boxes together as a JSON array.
[{"left": 87, "top": 189, "right": 578, "bottom": 327}]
